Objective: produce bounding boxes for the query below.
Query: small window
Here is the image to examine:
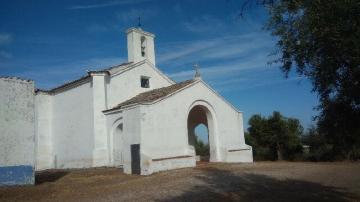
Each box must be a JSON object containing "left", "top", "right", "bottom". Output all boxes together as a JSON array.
[{"left": 141, "top": 77, "right": 150, "bottom": 88}]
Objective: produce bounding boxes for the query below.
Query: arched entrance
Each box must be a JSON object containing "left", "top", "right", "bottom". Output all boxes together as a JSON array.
[
  {"left": 187, "top": 102, "right": 219, "bottom": 162},
  {"left": 113, "top": 123, "right": 124, "bottom": 167},
  {"left": 194, "top": 124, "right": 210, "bottom": 161}
]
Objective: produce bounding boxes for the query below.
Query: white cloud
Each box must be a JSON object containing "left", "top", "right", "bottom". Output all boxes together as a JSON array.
[
  {"left": 68, "top": 0, "right": 151, "bottom": 10},
  {"left": 157, "top": 39, "right": 220, "bottom": 63},
  {"left": 226, "top": 76, "right": 305, "bottom": 92},
  {"left": 158, "top": 32, "right": 274, "bottom": 68},
  {"left": 167, "top": 54, "right": 268, "bottom": 81},
  {"left": 158, "top": 31, "right": 280, "bottom": 93},
  {"left": 173, "top": 3, "right": 182, "bottom": 13},
  {"left": 87, "top": 24, "right": 110, "bottom": 33},
  {"left": 15, "top": 57, "right": 126, "bottom": 89},
  {"left": 180, "top": 12, "right": 268, "bottom": 40},
  {"left": 0, "top": 51, "right": 12, "bottom": 59},
  {"left": 116, "top": 7, "right": 158, "bottom": 24},
  {"left": 87, "top": 57, "right": 126, "bottom": 69},
  {"left": 210, "top": 77, "right": 249, "bottom": 87},
  {"left": 84, "top": 7, "right": 158, "bottom": 33},
  {"left": 0, "top": 33, "right": 12, "bottom": 45},
  {"left": 182, "top": 15, "right": 227, "bottom": 34}
]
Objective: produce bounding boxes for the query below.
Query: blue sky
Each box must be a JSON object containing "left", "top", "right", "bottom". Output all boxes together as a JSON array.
[{"left": 0, "top": 0, "right": 318, "bottom": 141}]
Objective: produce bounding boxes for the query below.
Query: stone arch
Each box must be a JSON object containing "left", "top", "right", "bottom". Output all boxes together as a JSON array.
[
  {"left": 187, "top": 100, "right": 220, "bottom": 162},
  {"left": 110, "top": 118, "right": 124, "bottom": 167}
]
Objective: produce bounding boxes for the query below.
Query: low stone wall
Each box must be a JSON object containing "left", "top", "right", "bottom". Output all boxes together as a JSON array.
[
  {"left": 142, "top": 155, "right": 196, "bottom": 175},
  {"left": 0, "top": 77, "right": 35, "bottom": 185},
  {"left": 224, "top": 146, "right": 253, "bottom": 163}
]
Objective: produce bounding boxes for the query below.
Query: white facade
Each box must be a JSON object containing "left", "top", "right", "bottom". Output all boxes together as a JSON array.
[
  {"left": 20, "top": 27, "right": 252, "bottom": 175},
  {"left": 104, "top": 79, "right": 253, "bottom": 175},
  {"left": 0, "top": 77, "right": 35, "bottom": 185}
]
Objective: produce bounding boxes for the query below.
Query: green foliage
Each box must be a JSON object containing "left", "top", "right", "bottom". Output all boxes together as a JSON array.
[
  {"left": 247, "top": 111, "right": 303, "bottom": 160},
  {"left": 194, "top": 136, "right": 210, "bottom": 156},
  {"left": 302, "top": 126, "right": 360, "bottom": 161},
  {"left": 259, "top": 0, "right": 360, "bottom": 159},
  {"left": 246, "top": 131, "right": 275, "bottom": 161},
  {"left": 301, "top": 126, "right": 334, "bottom": 161}
]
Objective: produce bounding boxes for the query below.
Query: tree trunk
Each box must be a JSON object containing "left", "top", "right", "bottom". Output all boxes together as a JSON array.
[{"left": 277, "top": 143, "right": 283, "bottom": 161}]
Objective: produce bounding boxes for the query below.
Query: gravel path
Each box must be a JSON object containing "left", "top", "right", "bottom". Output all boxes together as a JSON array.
[{"left": 0, "top": 162, "right": 359, "bottom": 202}]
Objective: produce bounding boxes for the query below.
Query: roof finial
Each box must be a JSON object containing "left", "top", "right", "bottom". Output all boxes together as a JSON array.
[
  {"left": 137, "top": 16, "right": 142, "bottom": 28},
  {"left": 193, "top": 63, "right": 201, "bottom": 79}
]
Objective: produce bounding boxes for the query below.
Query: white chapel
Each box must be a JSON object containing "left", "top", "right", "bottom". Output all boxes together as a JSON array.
[{"left": 0, "top": 27, "right": 252, "bottom": 183}]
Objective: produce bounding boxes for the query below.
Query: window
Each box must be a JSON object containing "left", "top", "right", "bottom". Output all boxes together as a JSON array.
[{"left": 141, "top": 76, "right": 150, "bottom": 88}]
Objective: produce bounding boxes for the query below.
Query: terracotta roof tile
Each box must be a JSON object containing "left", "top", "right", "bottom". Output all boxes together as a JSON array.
[
  {"left": 104, "top": 79, "right": 196, "bottom": 112},
  {"left": 0, "top": 76, "right": 33, "bottom": 83},
  {"left": 35, "top": 75, "right": 91, "bottom": 94}
]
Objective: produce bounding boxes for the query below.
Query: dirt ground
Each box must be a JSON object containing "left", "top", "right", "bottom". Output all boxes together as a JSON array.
[{"left": 0, "top": 162, "right": 359, "bottom": 202}]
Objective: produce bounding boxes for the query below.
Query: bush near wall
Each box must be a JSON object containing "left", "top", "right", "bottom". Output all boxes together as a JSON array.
[
  {"left": 194, "top": 137, "right": 210, "bottom": 157},
  {"left": 245, "top": 111, "right": 303, "bottom": 161}
]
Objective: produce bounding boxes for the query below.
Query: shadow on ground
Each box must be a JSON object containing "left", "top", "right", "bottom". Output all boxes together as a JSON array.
[
  {"left": 159, "top": 167, "right": 357, "bottom": 202},
  {"left": 35, "top": 170, "right": 69, "bottom": 185}
]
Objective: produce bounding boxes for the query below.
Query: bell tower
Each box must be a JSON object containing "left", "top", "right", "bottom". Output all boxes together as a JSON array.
[{"left": 126, "top": 27, "right": 156, "bottom": 65}]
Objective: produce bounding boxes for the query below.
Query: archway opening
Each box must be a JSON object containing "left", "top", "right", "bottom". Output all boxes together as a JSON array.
[
  {"left": 187, "top": 105, "right": 213, "bottom": 162},
  {"left": 194, "top": 124, "right": 210, "bottom": 161}
]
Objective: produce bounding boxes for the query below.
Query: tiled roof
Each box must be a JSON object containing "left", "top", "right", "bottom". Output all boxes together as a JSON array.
[
  {"left": 104, "top": 79, "right": 196, "bottom": 112},
  {"left": 35, "top": 62, "right": 132, "bottom": 94},
  {"left": 98, "top": 62, "right": 133, "bottom": 73},
  {"left": 35, "top": 75, "right": 91, "bottom": 94},
  {"left": 0, "top": 76, "right": 33, "bottom": 83}
]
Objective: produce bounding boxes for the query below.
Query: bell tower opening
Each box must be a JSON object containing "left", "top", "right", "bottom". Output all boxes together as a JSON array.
[
  {"left": 141, "top": 36, "right": 146, "bottom": 57},
  {"left": 126, "top": 27, "right": 156, "bottom": 65}
]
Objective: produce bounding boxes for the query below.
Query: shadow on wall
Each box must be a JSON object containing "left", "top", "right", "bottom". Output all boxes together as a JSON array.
[
  {"left": 158, "top": 168, "right": 357, "bottom": 202},
  {"left": 35, "top": 170, "right": 69, "bottom": 185}
]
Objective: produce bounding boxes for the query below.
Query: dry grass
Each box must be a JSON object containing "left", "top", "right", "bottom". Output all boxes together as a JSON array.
[{"left": 0, "top": 162, "right": 359, "bottom": 202}]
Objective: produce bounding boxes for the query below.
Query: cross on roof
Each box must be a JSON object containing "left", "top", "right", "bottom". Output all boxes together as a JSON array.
[
  {"left": 193, "top": 63, "right": 201, "bottom": 79},
  {"left": 137, "top": 17, "right": 141, "bottom": 28}
]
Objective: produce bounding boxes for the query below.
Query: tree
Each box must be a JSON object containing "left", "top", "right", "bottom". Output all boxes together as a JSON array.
[
  {"left": 301, "top": 126, "right": 334, "bottom": 161},
  {"left": 194, "top": 136, "right": 210, "bottom": 156},
  {"left": 243, "top": 0, "right": 360, "bottom": 159},
  {"left": 248, "top": 111, "right": 303, "bottom": 160}
]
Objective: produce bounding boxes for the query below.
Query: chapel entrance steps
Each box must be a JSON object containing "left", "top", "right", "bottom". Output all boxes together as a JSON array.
[
  {"left": 195, "top": 155, "right": 210, "bottom": 168},
  {"left": 196, "top": 161, "right": 209, "bottom": 166}
]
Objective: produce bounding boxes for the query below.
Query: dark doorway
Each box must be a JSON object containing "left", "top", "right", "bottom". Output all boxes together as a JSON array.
[{"left": 131, "top": 144, "right": 141, "bottom": 175}]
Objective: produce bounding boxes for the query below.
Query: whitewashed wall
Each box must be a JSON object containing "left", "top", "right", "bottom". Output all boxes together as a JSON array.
[
  {"left": 107, "top": 62, "right": 173, "bottom": 109},
  {"left": 92, "top": 73, "right": 109, "bottom": 167},
  {"left": 0, "top": 77, "right": 35, "bottom": 185},
  {"left": 105, "top": 106, "right": 142, "bottom": 174},
  {"left": 138, "top": 80, "right": 252, "bottom": 174},
  {"left": 51, "top": 82, "right": 94, "bottom": 169},
  {"left": 103, "top": 62, "right": 174, "bottom": 173},
  {"left": 35, "top": 61, "right": 174, "bottom": 170},
  {"left": 35, "top": 92, "right": 54, "bottom": 170}
]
